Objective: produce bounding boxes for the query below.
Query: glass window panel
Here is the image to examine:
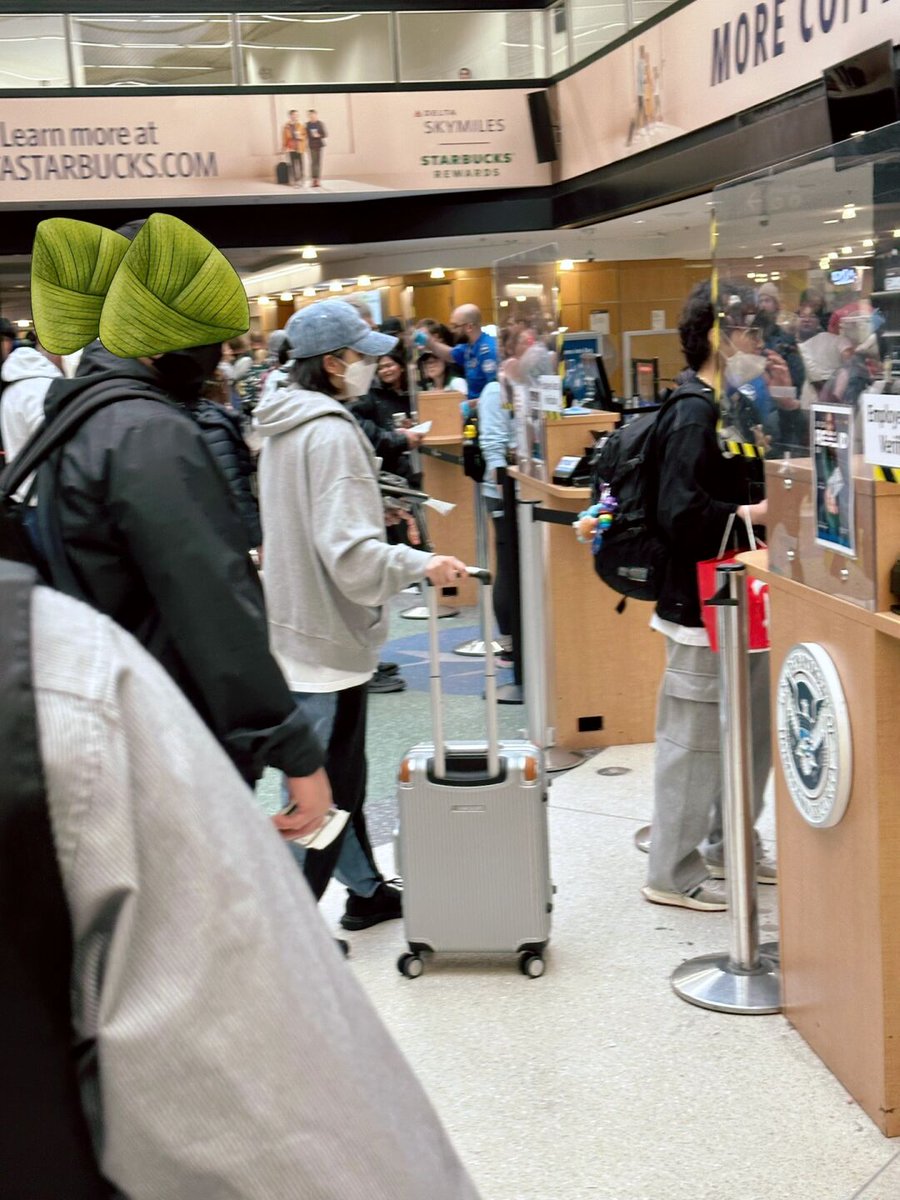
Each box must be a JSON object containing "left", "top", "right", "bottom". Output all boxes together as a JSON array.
[
  {"left": 569, "top": 1, "right": 628, "bottom": 64},
  {"left": 239, "top": 12, "right": 391, "bottom": 85},
  {"left": 398, "top": 11, "right": 542, "bottom": 83},
  {"left": 0, "top": 14, "right": 69, "bottom": 88},
  {"left": 71, "top": 13, "right": 234, "bottom": 87},
  {"left": 631, "top": 1, "right": 677, "bottom": 27},
  {"left": 547, "top": 2, "right": 569, "bottom": 76}
]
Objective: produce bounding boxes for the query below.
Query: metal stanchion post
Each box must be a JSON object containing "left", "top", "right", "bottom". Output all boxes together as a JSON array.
[
  {"left": 517, "top": 500, "right": 582, "bottom": 774},
  {"left": 454, "top": 480, "right": 502, "bottom": 657},
  {"left": 671, "top": 562, "right": 781, "bottom": 1015},
  {"left": 497, "top": 467, "right": 524, "bottom": 705}
]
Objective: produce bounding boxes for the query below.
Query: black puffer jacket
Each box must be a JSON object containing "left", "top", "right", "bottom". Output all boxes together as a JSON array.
[
  {"left": 191, "top": 400, "right": 262, "bottom": 549},
  {"left": 35, "top": 343, "right": 322, "bottom": 784},
  {"left": 653, "top": 381, "right": 763, "bottom": 628},
  {"left": 348, "top": 392, "right": 412, "bottom": 478}
]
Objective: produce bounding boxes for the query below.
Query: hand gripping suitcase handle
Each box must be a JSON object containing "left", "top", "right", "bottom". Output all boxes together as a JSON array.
[{"left": 425, "top": 567, "right": 499, "bottom": 780}]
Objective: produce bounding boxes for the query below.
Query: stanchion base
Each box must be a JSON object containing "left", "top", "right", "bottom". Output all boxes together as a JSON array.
[
  {"left": 496, "top": 682, "right": 524, "bottom": 705},
  {"left": 671, "top": 951, "right": 781, "bottom": 1015},
  {"left": 759, "top": 940, "right": 780, "bottom": 965},
  {"left": 546, "top": 747, "right": 583, "bottom": 774},
  {"left": 400, "top": 604, "right": 460, "bottom": 620},
  {"left": 634, "top": 824, "right": 651, "bottom": 854},
  {"left": 453, "top": 638, "right": 503, "bottom": 657}
]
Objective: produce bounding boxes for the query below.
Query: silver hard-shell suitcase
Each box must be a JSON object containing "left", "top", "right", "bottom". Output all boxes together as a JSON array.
[{"left": 395, "top": 568, "right": 552, "bottom": 978}]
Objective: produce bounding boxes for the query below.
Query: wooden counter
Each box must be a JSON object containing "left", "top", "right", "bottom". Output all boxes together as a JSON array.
[
  {"left": 510, "top": 466, "right": 665, "bottom": 750},
  {"left": 420, "top": 427, "right": 478, "bottom": 608},
  {"left": 742, "top": 548, "right": 900, "bottom": 1136}
]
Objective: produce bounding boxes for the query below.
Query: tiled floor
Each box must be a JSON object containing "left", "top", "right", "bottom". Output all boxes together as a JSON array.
[{"left": 263, "top": 600, "right": 899, "bottom": 1199}]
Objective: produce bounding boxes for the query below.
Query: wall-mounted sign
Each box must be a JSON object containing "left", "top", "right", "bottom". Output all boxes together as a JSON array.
[
  {"left": 863, "top": 391, "right": 900, "bottom": 472},
  {"left": 776, "top": 642, "right": 852, "bottom": 829},
  {"left": 557, "top": 0, "right": 900, "bottom": 183},
  {"left": 812, "top": 403, "right": 856, "bottom": 557},
  {"left": 0, "top": 89, "right": 549, "bottom": 208},
  {"left": 829, "top": 267, "right": 859, "bottom": 287}
]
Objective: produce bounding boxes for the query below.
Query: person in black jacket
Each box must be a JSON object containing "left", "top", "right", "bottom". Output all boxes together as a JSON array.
[
  {"left": 36, "top": 339, "right": 329, "bottom": 836},
  {"left": 642, "top": 282, "right": 774, "bottom": 912},
  {"left": 195, "top": 371, "right": 262, "bottom": 550}
]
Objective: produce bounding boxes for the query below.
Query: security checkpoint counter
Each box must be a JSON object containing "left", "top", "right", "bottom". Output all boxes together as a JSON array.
[{"left": 417, "top": 390, "right": 477, "bottom": 608}]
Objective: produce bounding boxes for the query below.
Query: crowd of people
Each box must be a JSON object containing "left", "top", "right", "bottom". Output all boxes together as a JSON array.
[{"left": 2, "top": 212, "right": 888, "bottom": 1190}]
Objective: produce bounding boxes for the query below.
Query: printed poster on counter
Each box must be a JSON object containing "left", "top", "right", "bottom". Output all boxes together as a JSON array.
[
  {"left": 0, "top": 89, "right": 549, "bottom": 207},
  {"left": 812, "top": 404, "right": 856, "bottom": 558}
]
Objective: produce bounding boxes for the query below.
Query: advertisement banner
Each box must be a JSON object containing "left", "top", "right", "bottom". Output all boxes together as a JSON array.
[
  {"left": 0, "top": 89, "right": 549, "bottom": 207},
  {"left": 862, "top": 391, "right": 900, "bottom": 470},
  {"left": 557, "top": 0, "right": 900, "bottom": 182}
]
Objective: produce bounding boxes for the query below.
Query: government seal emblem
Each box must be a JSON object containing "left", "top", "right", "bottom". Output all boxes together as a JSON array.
[{"left": 776, "top": 643, "right": 852, "bottom": 828}]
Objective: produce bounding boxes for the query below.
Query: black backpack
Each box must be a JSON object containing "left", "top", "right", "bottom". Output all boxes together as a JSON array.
[
  {"left": 590, "top": 384, "right": 711, "bottom": 602},
  {"left": 0, "top": 372, "right": 165, "bottom": 582}
]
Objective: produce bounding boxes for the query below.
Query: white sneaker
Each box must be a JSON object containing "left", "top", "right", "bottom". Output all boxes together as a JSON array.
[
  {"left": 706, "top": 856, "right": 778, "bottom": 885},
  {"left": 641, "top": 882, "right": 728, "bottom": 911}
]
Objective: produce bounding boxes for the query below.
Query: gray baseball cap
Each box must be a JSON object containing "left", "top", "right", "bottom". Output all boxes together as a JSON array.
[{"left": 284, "top": 299, "right": 397, "bottom": 360}]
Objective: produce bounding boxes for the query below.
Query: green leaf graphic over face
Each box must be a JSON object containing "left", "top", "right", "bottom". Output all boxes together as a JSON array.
[
  {"left": 99, "top": 212, "right": 249, "bottom": 357},
  {"left": 31, "top": 219, "right": 130, "bottom": 355}
]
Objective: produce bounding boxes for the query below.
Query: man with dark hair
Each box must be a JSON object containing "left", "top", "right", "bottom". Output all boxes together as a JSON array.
[
  {"left": 306, "top": 109, "right": 327, "bottom": 188},
  {"left": 641, "top": 281, "right": 774, "bottom": 911}
]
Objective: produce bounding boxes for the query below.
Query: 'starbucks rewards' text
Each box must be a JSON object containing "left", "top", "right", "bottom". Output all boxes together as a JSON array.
[{"left": 416, "top": 108, "right": 515, "bottom": 179}]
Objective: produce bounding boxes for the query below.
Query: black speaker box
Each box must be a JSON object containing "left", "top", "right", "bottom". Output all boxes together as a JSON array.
[{"left": 527, "top": 90, "right": 557, "bottom": 164}]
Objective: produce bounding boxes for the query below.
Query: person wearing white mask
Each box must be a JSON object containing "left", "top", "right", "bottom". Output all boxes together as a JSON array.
[{"left": 255, "top": 299, "right": 467, "bottom": 928}]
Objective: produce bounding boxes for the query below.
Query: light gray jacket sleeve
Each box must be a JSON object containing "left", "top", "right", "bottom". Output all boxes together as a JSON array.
[
  {"left": 33, "top": 588, "right": 481, "bottom": 1200},
  {"left": 477, "top": 381, "right": 511, "bottom": 500},
  {"left": 305, "top": 420, "right": 433, "bottom": 606}
]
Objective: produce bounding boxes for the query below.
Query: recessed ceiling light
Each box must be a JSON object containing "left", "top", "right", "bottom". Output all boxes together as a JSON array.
[
  {"left": 559, "top": 258, "right": 574, "bottom": 271},
  {"left": 753, "top": 254, "right": 764, "bottom": 260},
  {"left": 515, "top": 294, "right": 527, "bottom": 302},
  {"left": 279, "top": 291, "right": 293, "bottom": 302},
  {"left": 823, "top": 219, "right": 839, "bottom": 225},
  {"left": 841, "top": 246, "right": 853, "bottom": 255},
  {"left": 841, "top": 203, "right": 857, "bottom": 220},
  {"left": 862, "top": 239, "right": 874, "bottom": 248},
  {"left": 303, "top": 287, "right": 316, "bottom": 297},
  {"left": 329, "top": 279, "right": 342, "bottom": 292},
  {"left": 301, "top": 246, "right": 317, "bottom": 260},
  {"left": 430, "top": 268, "right": 445, "bottom": 279},
  {"left": 357, "top": 275, "right": 372, "bottom": 288},
  {"left": 257, "top": 295, "right": 271, "bottom": 305}
]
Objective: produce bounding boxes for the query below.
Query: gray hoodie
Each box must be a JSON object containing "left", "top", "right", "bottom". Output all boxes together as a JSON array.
[{"left": 255, "top": 386, "right": 431, "bottom": 675}]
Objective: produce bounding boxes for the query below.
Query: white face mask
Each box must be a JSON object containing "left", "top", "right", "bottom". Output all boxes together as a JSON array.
[
  {"left": 725, "top": 351, "right": 767, "bottom": 388},
  {"left": 336, "top": 357, "right": 376, "bottom": 398}
]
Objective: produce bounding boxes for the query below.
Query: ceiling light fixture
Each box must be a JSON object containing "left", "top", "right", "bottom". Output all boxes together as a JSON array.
[
  {"left": 823, "top": 219, "right": 840, "bottom": 225},
  {"left": 301, "top": 245, "right": 317, "bottom": 260},
  {"left": 279, "top": 291, "right": 293, "bottom": 302},
  {"left": 257, "top": 294, "right": 271, "bottom": 305},
  {"left": 357, "top": 275, "right": 372, "bottom": 288},
  {"left": 303, "top": 287, "right": 316, "bottom": 297},
  {"left": 819, "top": 256, "right": 830, "bottom": 270},
  {"left": 15, "top": 319, "right": 30, "bottom": 328},
  {"left": 514, "top": 295, "right": 527, "bottom": 303},
  {"left": 862, "top": 238, "right": 875, "bottom": 248},
  {"left": 841, "top": 203, "right": 857, "bottom": 220},
  {"left": 559, "top": 258, "right": 574, "bottom": 271},
  {"left": 329, "top": 279, "right": 342, "bottom": 292},
  {"left": 430, "top": 268, "right": 445, "bottom": 279},
  {"left": 841, "top": 246, "right": 853, "bottom": 255}
]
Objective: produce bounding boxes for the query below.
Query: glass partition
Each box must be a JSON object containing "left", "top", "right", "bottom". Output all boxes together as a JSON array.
[
  {"left": 568, "top": 0, "right": 628, "bottom": 64},
  {"left": 714, "top": 122, "right": 900, "bottom": 461},
  {"left": 631, "top": 1, "right": 677, "bottom": 27},
  {"left": 239, "top": 11, "right": 392, "bottom": 86},
  {"left": 546, "top": 1, "right": 569, "bottom": 75},
  {"left": 0, "top": 14, "right": 69, "bottom": 87},
  {"left": 71, "top": 13, "right": 234, "bottom": 87},
  {"left": 397, "top": 10, "right": 544, "bottom": 82}
]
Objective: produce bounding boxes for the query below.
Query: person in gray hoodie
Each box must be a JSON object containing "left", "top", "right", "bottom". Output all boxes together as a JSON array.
[{"left": 256, "top": 299, "right": 467, "bottom": 926}]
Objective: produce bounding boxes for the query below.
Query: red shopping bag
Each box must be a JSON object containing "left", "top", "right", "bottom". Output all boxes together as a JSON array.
[{"left": 697, "top": 511, "right": 769, "bottom": 652}]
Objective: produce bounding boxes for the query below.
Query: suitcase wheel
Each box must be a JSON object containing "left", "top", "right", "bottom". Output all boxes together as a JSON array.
[
  {"left": 398, "top": 952, "right": 424, "bottom": 979},
  {"left": 518, "top": 952, "right": 545, "bottom": 979}
]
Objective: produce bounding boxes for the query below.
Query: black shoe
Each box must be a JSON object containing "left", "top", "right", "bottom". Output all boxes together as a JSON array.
[
  {"left": 340, "top": 880, "right": 403, "bottom": 930},
  {"left": 378, "top": 661, "right": 399, "bottom": 674},
  {"left": 369, "top": 668, "right": 406, "bottom": 694}
]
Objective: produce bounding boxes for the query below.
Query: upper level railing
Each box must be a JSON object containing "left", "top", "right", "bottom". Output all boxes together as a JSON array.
[{"left": 0, "top": 4, "right": 677, "bottom": 90}]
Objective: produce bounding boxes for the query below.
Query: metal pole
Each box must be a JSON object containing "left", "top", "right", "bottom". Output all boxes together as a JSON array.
[
  {"left": 399, "top": 502, "right": 459, "bottom": 620},
  {"left": 426, "top": 583, "right": 446, "bottom": 778},
  {"left": 454, "top": 482, "right": 502, "bottom": 657},
  {"left": 671, "top": 563, "right": 780, "bottom": 1015},
  {"left": 517, "top": 500, "right": 581, "bottom": 773}
]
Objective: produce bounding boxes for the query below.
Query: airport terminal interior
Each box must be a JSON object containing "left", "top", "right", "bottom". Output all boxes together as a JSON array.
[{"left": 2, "top": 1, "right": 900, "bottom": 1197}]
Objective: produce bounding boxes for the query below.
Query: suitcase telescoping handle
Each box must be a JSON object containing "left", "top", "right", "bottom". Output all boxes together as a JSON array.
[{"left": 425, "top": 566, "right": 500, "bottom": 780}]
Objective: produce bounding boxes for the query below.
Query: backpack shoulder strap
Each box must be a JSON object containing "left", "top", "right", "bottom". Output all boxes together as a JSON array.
[
  {"left": 0, "top": 374, "right": 167, "bottom": 502},
  {"left": 0, "top": 562, "right": 112, "bottom": 1196}
]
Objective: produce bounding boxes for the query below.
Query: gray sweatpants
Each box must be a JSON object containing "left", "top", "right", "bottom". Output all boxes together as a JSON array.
[{"left": 646, "top": 638, "right": 771, "bottom": 895}]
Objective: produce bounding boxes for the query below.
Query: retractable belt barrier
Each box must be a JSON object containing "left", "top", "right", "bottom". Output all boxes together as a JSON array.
[{"left": 670, "top": 562, "right": 782, "bottom": 1016}]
